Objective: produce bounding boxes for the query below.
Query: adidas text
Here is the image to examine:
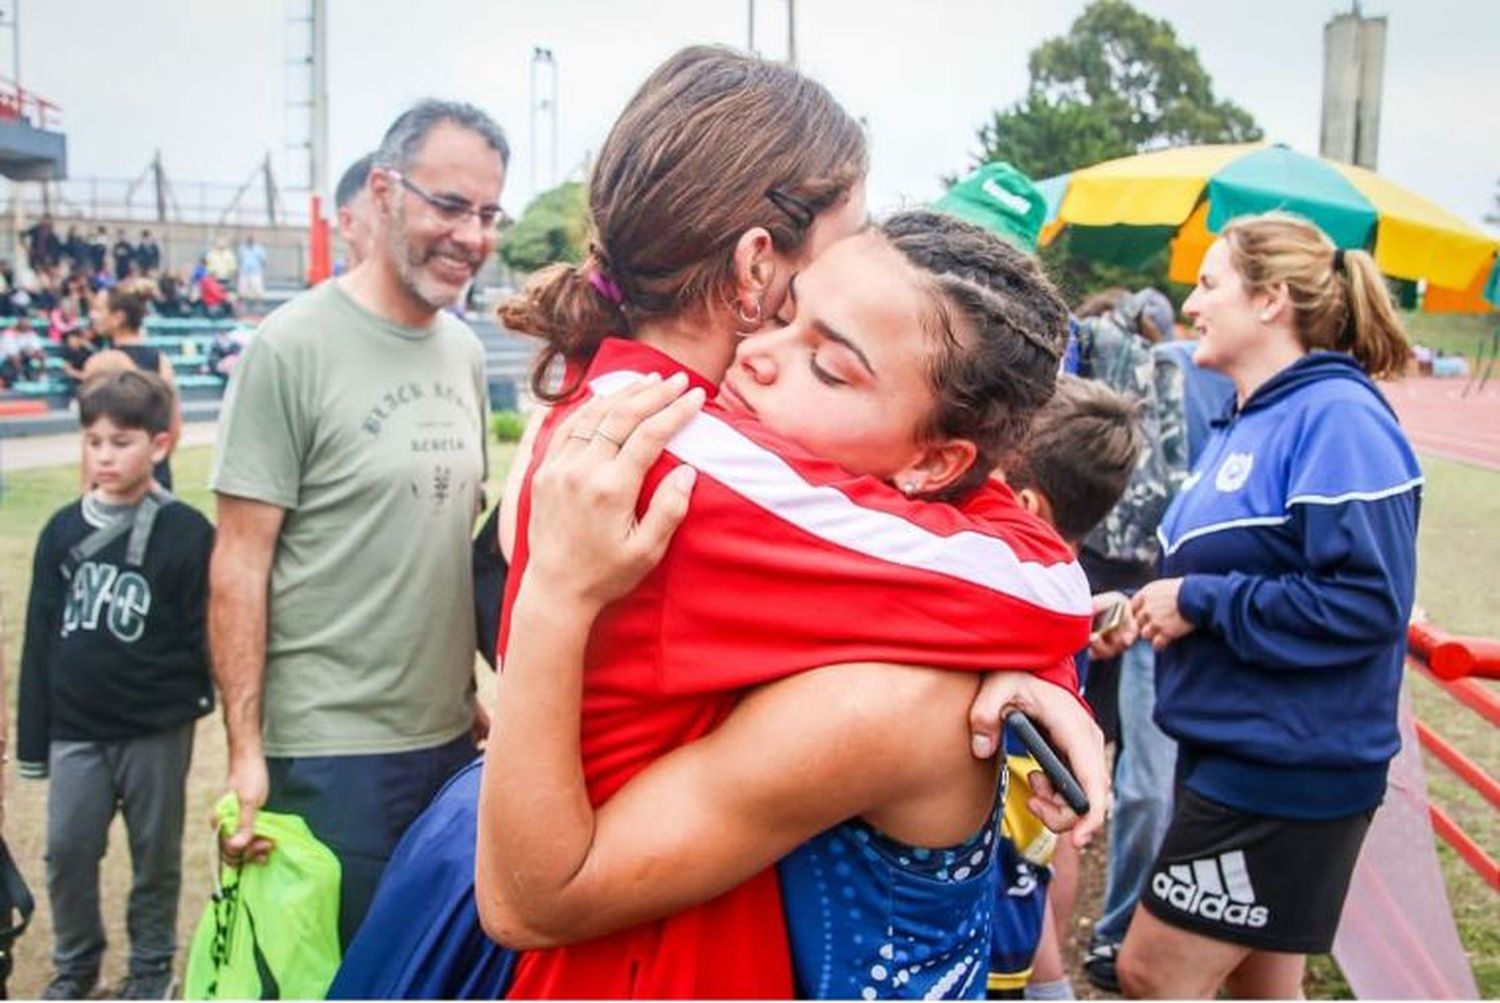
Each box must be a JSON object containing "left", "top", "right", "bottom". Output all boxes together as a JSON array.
[{"left": 1151, "top": 871, "right": 1270, "bottom": 928}]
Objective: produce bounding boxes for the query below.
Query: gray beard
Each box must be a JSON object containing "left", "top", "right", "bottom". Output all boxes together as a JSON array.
[{"left": 387, "top": 204, "right": 469, "bottom": 312}]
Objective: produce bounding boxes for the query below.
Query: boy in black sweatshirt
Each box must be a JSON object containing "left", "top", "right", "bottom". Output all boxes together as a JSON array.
[{"left": 17, "top": 369, "right": 214, "bottom": 1000}]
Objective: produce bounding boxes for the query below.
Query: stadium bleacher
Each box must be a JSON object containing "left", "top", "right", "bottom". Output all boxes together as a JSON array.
[{"left": 0, "top": 310, "right": 533, "bottom": 438}]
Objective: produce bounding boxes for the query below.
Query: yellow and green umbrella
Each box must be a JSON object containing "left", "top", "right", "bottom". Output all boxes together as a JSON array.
[{"left": 1037, "top": 142, "right": 1500, "bottom": 308}]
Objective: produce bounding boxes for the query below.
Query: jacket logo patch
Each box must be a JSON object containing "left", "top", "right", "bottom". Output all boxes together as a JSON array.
[{"left": 1214, "top": 453, "right": 1255, "bottom": 493}]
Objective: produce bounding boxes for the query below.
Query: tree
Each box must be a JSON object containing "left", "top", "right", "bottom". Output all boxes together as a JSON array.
[
  {"left": 970, "top": 0, "right": 1263, "bottom": 302},
  {"left": 976, "top": 93, "right": 1129, "bottom": 182},
  {"left": 1024, "top": 0, "right": 1260, "bottom": 153},
  {"left": 499, "top": 181, "right": 589, "bottom": 273}
]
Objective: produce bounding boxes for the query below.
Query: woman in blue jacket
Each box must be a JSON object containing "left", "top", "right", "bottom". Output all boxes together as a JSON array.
[{"left": 1119, "top": 212, "right": 1420, "bottom": 999}]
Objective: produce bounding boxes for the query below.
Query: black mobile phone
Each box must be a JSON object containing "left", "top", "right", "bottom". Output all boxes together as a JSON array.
[{"left": 1004, "top": 711, "right": 1091, "bottom": 816}]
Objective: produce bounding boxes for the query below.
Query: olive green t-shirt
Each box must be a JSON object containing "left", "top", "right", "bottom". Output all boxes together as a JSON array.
[{"left": 211, "top": 280, "right": 487, "bottom": 756}]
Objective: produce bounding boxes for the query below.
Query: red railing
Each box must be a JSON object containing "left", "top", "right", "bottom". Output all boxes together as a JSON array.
[
  {"left": 1407, "top": 621, "right": 1500, "bottom": 891},
  {"left": 0, "top": 76, "right": 61, "bottom": 131}
]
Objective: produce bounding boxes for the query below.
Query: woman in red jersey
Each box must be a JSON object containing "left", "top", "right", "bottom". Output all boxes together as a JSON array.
[
  {"left": 476, "top": 48, "right": 1103, "bottom": 999},
  {"left": 481, "top": 211, "right": 1107, "bottom": 1001}
]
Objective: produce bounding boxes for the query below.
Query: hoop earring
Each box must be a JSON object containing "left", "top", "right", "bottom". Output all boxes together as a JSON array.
[{"left": 735, "top": 297, "right": 764, "bottom": 329}]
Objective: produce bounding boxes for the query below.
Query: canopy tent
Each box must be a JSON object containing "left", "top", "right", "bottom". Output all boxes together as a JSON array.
[{"left": 1037, "top": 143, "right": 1499, "bottom": 312}]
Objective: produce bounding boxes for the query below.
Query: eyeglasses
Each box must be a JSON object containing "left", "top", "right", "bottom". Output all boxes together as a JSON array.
[{"left": 387, "top": 170, "right": 503, "bottom": 230}]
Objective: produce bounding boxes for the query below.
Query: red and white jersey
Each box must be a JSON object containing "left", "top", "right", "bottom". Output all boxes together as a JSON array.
[{"left": 499, "top": 338, "right": 1091, "bottom": 999}]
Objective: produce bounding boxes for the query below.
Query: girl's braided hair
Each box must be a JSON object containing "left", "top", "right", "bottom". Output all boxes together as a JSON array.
[{"left": 880, "top": 209, "right": 1069, "bottom": 501}]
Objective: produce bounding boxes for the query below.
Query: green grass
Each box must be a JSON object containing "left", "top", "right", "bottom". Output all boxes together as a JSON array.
[{"left": 1402, "top": 310, "right": 1500, "bottom": 362}]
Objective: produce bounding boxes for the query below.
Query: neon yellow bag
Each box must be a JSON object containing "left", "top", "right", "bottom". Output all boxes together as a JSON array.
[{"left": 185, "top": 794, "right": 342, "bottom": 1000}]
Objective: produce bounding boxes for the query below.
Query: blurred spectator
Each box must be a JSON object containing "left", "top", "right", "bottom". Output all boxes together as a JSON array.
[
  {"left": 59, "top": 325, "right": 94, "bottom": 393},
  {"left": 206, "top": 237, "right": 237, "bottom": 286},
  {"left": 88, "top": 226, "right": 109, "bottom": 274},
  {"left": 1076, "top": 287, "right": 1130, "bottom": 320},
  {"left": 335, "top": 152, "right": 377, "bottom": 272},
  {"left": 9, "top": 279, "right": 32, "bottom": 316},
  {"left": 16, "top": 316, "right": 47, "bottom": 374},
  {"left": 236, "top": 234, "right": 267, "bottom": 311},
  {"left": 205, "top": 326, "right": 243, "bottom": 380},
  {"left": 138, "top": 230, "right": 162, "bottom": 274},
  {"left": 112, "top": 228, "right": 136, "bottom": 281},
  {"left": 1076, "top": 287, "right": 1190, "bottom": 994},
  {"left": 25, "top": 215, "right": 61, "bottom": 270},
  {"left": 155, "top": 271, "right": 187, "bottom": 318},
  {"left": 194, "top": 271, "right": 232, "bottom": 319},
  {"left": 1, "top": 316, "right": 46, "bottom": 383},
  {"left": 48, "top": 298, "right": 81, "bottom": 342},
  {"left": 64, "top": 274, "right": 92, "bottom": 321},
  {"left": 34, "top": 265, "right": 62, "bottom": 312},
  {"left": 1152, "top": 339, "right": 1236, "bottom": 467},
  {"left": 64, "top": 226, "right": 88, "bottom": 270}
]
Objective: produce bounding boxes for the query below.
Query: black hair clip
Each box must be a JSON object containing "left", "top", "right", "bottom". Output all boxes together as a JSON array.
[
  {"left": 766, "top": 188, "right": 816, "bottom": 229},
  {"left": 1332, "top": 248, "right": 1346, "bottom": 273}
]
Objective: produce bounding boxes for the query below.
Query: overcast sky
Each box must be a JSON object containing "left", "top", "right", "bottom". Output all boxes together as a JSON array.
[{"left": 12, "top": 0, "right": 1500, "bottom": 233}]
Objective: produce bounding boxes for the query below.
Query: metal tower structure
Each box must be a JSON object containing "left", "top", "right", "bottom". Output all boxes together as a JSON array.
[
  {"left": 529, "top": 46, "right": 558, "bottom": 195},
  {"left": 285, "top": 0, "right": 329, "bottom": 199}
]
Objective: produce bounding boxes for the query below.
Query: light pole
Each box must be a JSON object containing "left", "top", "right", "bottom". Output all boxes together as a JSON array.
[
  {"left": 0, "top": 0, "right": 20, "bottom": 93},
  {"left": 786, "top": 0, "right": 795, "bottom": 68},
  {"left": 529, "top": 46, "right": 558, "bottom": 195},
  {"left": 745, "top": 0, "right": 795, "bottom": 67}
]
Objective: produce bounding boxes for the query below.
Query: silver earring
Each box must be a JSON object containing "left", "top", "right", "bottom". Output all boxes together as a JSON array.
[
  {"left": 735, "top": 297, "right": 764, "bottom": 328},
  {"left": 901, "top": 481, "right": 917, "bottom": 497}
]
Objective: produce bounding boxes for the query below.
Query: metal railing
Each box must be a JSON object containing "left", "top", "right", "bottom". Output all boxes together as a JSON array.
[
  {"left": 6, "top": 178, "right": 310, "bottom": 228},
  {"left": 0, "top": 75, "right": 61, "bottom": 131},
  {"left": 1406, "top": 620, "right": 1500, "bottom": 891}
]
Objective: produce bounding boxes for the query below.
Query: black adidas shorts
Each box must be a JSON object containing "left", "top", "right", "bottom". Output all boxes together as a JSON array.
[{"left": 1140, "top": 786, "right": 1374, "bottom": 954}]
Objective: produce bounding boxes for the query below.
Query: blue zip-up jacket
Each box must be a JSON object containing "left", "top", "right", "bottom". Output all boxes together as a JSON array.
[{"left": 1155, "top": 352, "right": 1422, "bottom": 820}]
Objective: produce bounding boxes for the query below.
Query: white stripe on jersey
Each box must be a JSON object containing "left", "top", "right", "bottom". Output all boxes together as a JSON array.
[{"left": 590, "top": 371, "right": 1091, "bottom": 616}]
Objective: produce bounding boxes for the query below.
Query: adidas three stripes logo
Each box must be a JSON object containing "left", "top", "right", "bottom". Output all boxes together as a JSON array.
[{"left": 1151, "top": 850, "right": 1271, "bottom": 928}]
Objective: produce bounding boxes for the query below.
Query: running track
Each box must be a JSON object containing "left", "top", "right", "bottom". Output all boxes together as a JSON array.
[{"left": 1381, "top": 377, "right": 1500, "bottom": 471}]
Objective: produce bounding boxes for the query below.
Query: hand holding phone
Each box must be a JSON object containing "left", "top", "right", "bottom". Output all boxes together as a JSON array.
[
  {"left": 1088, "top": 592, "right": 1137, "bottom": 661},
  {"left": 1005, "top": 710, "right": 1091, "bottom": 817}
]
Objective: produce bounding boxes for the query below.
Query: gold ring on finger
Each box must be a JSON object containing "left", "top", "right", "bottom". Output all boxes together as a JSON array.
[
  {"left": 567, "top": 431, "right": 594, "bottom": 442},
  {"left": 595, "top": 429, "right": 625, "bottom": 448}
]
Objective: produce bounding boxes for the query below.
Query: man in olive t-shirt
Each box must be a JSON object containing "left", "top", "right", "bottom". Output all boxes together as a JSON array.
[{"left": 209, "top": 100, "right": 508, "bottom": 945}]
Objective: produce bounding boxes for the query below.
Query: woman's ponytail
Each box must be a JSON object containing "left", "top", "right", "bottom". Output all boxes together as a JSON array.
[
  {"left": 1340, "top": 248, "right": 1412, "bottom": 381},
  {"left": 497, "top": 251, "right": 625, "bottom": 404}
]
